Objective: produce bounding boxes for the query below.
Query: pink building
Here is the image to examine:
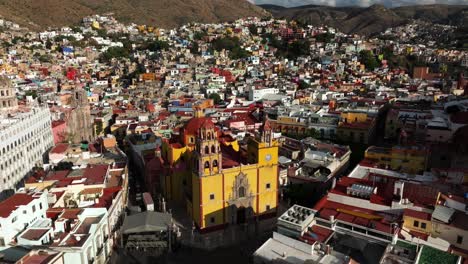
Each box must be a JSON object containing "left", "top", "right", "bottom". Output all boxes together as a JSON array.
[{"left": 52, "top": 120, "right": 67, "bottom": 144}]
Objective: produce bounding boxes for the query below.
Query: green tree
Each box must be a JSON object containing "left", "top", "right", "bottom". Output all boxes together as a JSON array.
[
  {"left": 211, "top": 36, "right": 251, "bottom": 59},
  {"left": 208, "top": 93, "right": 221, "bottom": 104},
  {"left": 144, "top": 40, "right": 169, "bottom": 52},
  {"left": 95, "top": 120, "right": 104, "bottom": 136},
  {"left": 286, "top": 40, "right": 311, "bottom": 59},
  {"left": 99, "top": 47, "right": 129, "bottom": 62},
  {"left": 45, "top": 40, "right": 53, "bottom": 49},
  {"left": 38, "top": 54, "right": 52, "bottom": 63},
  {"left": 96, "top": 29, "right": 107, "bottom": 38},
  {"left": 298, "top": 80, "right": 310, "bottom": 90},
  {"left": 359, "top": 50, "right": 379, "bottom": 70},
  {"left": 190, "top": 41, "right": 200, "bottom": 54},
  {"left": 248, "top": 24, "right": 258, "bottom": 35},
  {"left": 193, "top": 31, "right": 207, "bottom": 40},
  {"left": 25, "top": 90, "right": 38, "bottom": 99},
  {"left": 315, "top": 33, "right": 335, "bottom": 43}
]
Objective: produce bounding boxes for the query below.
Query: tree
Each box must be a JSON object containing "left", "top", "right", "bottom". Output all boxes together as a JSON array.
[
  {"left": 209, "top": 93, "right": 221, "bottom": 105},
  {"left": 55, "top": 161, "right": 73, "bottom": 171},
  {"left": 25, "top": 90, "right": 38, "bottom": 99},
  {"left": 99, "top": 47, "right": 129, "bottom": 62},
  {"left": 95, "top": 120, "right": 104, "bottom": 136},
  {"left": 286, "top": 40, "right": 311, "bottom": 59},
  {"left": 315, "top": 33, "right": 335, "bottom": 43},
  {"left": 190, "top": 41, "right": 200, "bottom": 55},
  {"left": 38, "top": 54, "right": 52, "bottom": 63},
  {"left": 298, "top": 80, "right": 310, "bottom": 90},
  {"left": 248, "top": 24, "right": 258, "bottom": 35},
  {"left": 359, "top": 50, "right": 379, "bottom": 70},
  {"left": 193, "top": 31, "right": 207, "bottom": 41},
  {"left": 96, "top": 29, "right": 107, "bottom": 38},
  {"left": 144, "top": 40, "right": 169, "bottom": 52},
  {"left": 211, "top": 36, "right": 251, "bottom": 59},
  {"left": 45, "top": 40, "right": 53, "bottom": 49}
]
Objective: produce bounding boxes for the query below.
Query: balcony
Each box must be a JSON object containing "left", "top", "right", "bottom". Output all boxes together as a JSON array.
[{"left": 96, "top": 246, "right": 104, "bottom": 256}]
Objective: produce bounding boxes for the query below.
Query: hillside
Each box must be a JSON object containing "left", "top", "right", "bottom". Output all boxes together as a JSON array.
[
  {"left": 0, "top": 0, "right": 268, "bottom": 30},
  {"left": 261, "top": 4, "right": 468, "bottom": 35}
]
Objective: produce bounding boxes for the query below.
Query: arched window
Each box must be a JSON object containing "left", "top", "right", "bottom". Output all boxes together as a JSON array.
[
  {"left": 211, "top": 145, "right": 216, "bottom": 153},
  {"left": 205, "top": 146, "right": 209, "bottom": 154},
  {"left": 204, "top": 161, "right": 210, "bottom": 169},
  {"left": 213, "top": 160, "right": 218, "bottom": 167},
  {"left": 207, "top": 132, "right": 212, "bottom": 140},
  {"left": 238, "top": 186, "right": 245, "bottom": 198}
]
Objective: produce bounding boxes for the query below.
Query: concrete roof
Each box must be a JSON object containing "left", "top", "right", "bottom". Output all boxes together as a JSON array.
[{"left": 121, "top": 211, "right": 172, "bottom": 234}]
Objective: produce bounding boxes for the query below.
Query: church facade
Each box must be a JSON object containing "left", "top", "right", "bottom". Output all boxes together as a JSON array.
[{"left": 160, "top": 109, "right": 279, "bottom": 231}]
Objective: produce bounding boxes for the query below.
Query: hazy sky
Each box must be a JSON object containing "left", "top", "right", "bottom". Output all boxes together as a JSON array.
[{"left": 249, "top": 0, "right": 468, "bottom": 8}]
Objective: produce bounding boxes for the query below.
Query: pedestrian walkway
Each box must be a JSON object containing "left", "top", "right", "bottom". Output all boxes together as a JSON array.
[{"left": 167, "top": 201, "right": 287, "bottom": 250}]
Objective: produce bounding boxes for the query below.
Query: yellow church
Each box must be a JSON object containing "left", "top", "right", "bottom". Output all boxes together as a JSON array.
[{"left": 160, "top": 108, "right": 279, "bottom": 232}]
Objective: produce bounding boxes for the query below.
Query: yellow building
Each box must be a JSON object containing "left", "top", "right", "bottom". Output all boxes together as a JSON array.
[
  {"left": 402, "top": 209, "right": 432, "bottom": 236},
  {"left": 364, "top": 146, "right": 428, "bottom": 174},
  {"left": 337, "top": 111, "right": 377, "bottom": 144},
  {"left": 161, "top": 109, "right": 279, "bottom": 231}
]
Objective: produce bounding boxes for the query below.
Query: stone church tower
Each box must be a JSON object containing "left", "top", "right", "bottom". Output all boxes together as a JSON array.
[
  {"left": 65, "top": 87, "right": 94, "bottom": 144},
  {"left": 0, "top": 76, "right": 18, "bottom": 112}
]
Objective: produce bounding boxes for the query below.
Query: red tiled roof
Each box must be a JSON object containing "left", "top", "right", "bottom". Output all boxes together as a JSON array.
[
  {"left": 402, "top": 183, "right": 438, "bottom": 207},
  {"left": 336, "top": 212, "right": 356, "bottom": 223},
  {"left": 353, "top": 217, "right": 370, "bottom": 227},
  {"left": 19, "top": 253, "right": 59, "bottom": 264},
  {"left": 62, "top": 234, "right": 89, "bottom": 247},
  {"left": 51, "top": 120, "right": 66, "bottom": 127},
  {"left": 50, "top": 143, "right": 69, "bottom": 154},
  {"left": 301, "top": 225, "right": 333, "bottom": 244},
  {"left": 82, "top": 164, "right": 108, "bottom": 185},
  {"left": 59, "top": 209, "right": 82, "bottom": 219},
  {"left": 20, "top": 228, "right": 50, "bottom": 241},
  {"left": 46, "top": 170, "right": 70, "bottom": 181},
  {"left": 46, "top": 208, "right": 65, "bottom": 219},
  {"left": 409, "top": 230, "right": 429, "bottom": 241},
  {"left": 404, "top": 209, "right": 431, "bottom": 221},
  {"left": 184, "top": 117, "right": 215, "bottom": 135},
  {"left": 0, "top": 193, "right": 35, "bottom": 218}
]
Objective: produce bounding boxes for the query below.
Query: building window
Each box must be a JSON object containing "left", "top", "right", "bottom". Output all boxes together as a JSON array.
[
  {"left": 204, "top": 161, "right": 210, "bottom": 169},
  {"left": 421, "top": 222, "right": 426, "bottom": 229},
  {"left": 266, "top": 205, "right": 270, "bottom": 210},
  {"left": 457, "top": 235, "right": 463, "bottom": 244},
  {"left": 238, "top": 186, "right": 245, "bottom": 198},
  {"left": 211, "top": 145, "right": 216, "bottom": 153},
  {"left": 23, "top": 210, "right": 27, "bottom": 214},
  {"left": 32, "top": 205, "right": 36, "bottom": 213},
  {"left": 213, "top": 160, "right": 218, "bottom": 167},
  {"left": 210, "top": 217, "right": 215, "bottom": 224},
  {"left": 11, "top": 216, "right": 17, "bottom": 223},
  {"left": 39, "top": 203, "right": 42, "bottom": 210},
  {"left": 209, "top": 194, "right": 215, "bottom": 200},
  {"left": 266, "top": 183, "right": 271, "bottom": 189},
  {"left": 413, "top": 220, "right": 419, "bottom": 228},
  {"left": 205, "top": 146, "right": 209, "bottom": 154}
]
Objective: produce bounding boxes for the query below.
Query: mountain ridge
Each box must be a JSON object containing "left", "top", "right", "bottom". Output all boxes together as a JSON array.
[
  {"left": 0, "top": 0, "right": 268, "bottom": 30},
  {"left": 261, "top": 4, "right": 468, "bottom": 35}
]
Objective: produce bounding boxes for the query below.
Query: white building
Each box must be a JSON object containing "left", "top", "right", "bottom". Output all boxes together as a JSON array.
[
  {"left": 249, "top": 87, "right": 279, "bottom": 101},
  {"left": 0, "top": 77, "right": 54, "bottom": 197},
  {"left": 52, "top": 208, "right": 110, "bottom": 264},
  {"left": 0, "top": 190, "right": 49, "bottom": 246}
]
